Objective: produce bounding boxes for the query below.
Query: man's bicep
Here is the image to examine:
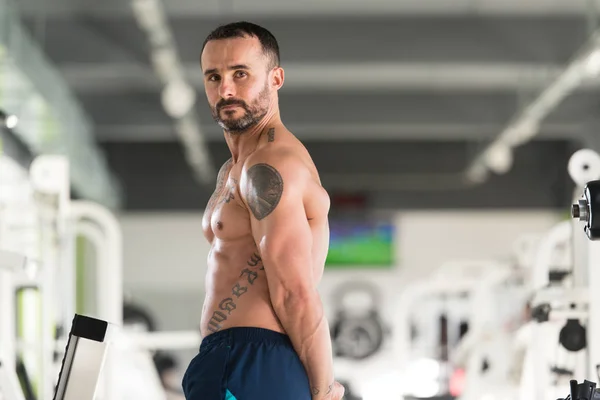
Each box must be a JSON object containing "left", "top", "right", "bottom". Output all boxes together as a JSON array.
[
  {"left": 242, "top": 161, "right": 314, "bottom": 296},
  {"left": 254, "top": 201, "right": 316, "bottom": 307}
]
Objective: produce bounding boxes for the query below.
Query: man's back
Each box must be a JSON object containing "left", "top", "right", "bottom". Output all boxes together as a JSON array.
[{"left": 199, "top": 126, "right": 330, "bottom": 338}]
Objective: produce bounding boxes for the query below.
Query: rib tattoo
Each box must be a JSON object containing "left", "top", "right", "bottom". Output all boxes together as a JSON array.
[
  {"left": 245, "top": 163, "right": 284, "bottom": 220},
  {"left": 206, "top": 252, "right": 265, "bottom": 333}
]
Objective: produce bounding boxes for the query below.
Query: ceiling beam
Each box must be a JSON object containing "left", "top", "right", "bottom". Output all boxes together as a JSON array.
[
  {"left": 465, "top": 30, "right": 600, "bottom": 183},
  {"left": 59, "top": 62, "right": 600, "bottom": 93},
  {"left": 95, "top": 122, "right": 583, "bottom": 142},
  {"left": 15, "top": 0, "right": 600, "bottom": 17}
]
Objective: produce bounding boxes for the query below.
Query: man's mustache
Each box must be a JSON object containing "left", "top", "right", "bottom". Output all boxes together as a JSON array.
[{"left": 217, "top": 99, "right": 247, "bottom": 110}]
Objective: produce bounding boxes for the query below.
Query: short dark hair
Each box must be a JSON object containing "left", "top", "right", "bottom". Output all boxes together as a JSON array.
[{"left": 201, "top": 21, "right": 280, "bottom": 69}]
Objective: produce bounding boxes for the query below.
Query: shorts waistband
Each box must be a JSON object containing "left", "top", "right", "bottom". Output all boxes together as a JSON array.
[{"left": 200, "top": 327, "right": 292, "bottom": 351}]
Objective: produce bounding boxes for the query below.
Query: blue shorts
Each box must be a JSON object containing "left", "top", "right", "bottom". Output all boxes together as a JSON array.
[{"left": 182, "top": 327, "right": 311, "bottom": 400}]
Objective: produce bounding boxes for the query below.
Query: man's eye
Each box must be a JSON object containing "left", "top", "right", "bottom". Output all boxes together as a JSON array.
[
  {"left": 235, "top": 71, "right": 247, "bottom": 78},
  {"left": 208, "top": 75, "right": 220, "bottom": 81}
]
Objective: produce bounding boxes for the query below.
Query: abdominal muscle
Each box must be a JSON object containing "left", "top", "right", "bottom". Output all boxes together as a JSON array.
[{"left": 200, "top": 236, "right": 284, "bottom": 338}]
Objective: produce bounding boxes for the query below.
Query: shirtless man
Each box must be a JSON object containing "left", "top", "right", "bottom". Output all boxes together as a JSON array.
[{"left": 181, "top": 21, "right": 345, "bottom": 400}]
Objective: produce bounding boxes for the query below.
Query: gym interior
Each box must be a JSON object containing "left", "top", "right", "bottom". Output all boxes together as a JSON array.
[{"left": 2, "top": 0, "right": 600, "bottom": 399}]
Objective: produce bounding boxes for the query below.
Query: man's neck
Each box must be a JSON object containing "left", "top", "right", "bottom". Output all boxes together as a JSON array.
[{"left": 225, "top": 111, "right": 281, "bottom": 163}]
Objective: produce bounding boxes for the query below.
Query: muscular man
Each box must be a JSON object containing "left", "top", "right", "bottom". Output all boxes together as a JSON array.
[{"left": 181, "top": 21, "right": 344, "bottom": 400}]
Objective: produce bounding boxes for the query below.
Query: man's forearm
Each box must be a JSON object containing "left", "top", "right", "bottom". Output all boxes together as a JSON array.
[{"left": 275, "top": 292, "right": 335, "bottom": 397}]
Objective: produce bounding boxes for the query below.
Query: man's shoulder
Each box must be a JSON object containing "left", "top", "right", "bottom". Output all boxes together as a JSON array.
[
  {"left": 241, "top": 146, "right": 311, "bottom": 196},
  {"left": 246, "top": 144, "right": 305, "bottom": 171}
]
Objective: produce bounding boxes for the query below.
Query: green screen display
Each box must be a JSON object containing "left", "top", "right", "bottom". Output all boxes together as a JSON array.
[{"left": 325, "top": 220, "right": 395, "bottom": 268}]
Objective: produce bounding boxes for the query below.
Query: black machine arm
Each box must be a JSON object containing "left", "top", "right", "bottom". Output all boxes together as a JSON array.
[
  {"left": 572, "top": 180, "right": 600, "bottom": 241},
  {"left": 557, "top": 380, "right": 600, "bottom": 400}
]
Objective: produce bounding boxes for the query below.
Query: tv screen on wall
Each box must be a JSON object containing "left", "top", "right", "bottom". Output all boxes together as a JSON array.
[{"left": 325, "top": 220, "right": 395, "bottom": 268}]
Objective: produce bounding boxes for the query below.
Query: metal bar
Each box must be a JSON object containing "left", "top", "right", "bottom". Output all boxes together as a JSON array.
[
  {"left": 53, "top": 314, "right": 114, "bottom": 400},
  {"left": 118, "top": 330, "right": 201, "bottom": 350},
  {"left": 69, "top": 201, "right": 123, "bottom": 400},
  {"left": 587, "top": 240, "right": 600, "bottom": 379},
  {"left": 60, "top": 62, "right": 600, "bottom": 93}
]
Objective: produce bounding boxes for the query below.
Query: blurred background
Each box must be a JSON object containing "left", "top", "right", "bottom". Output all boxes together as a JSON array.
[{"left": 2, "top": 0, "right": 600, "bottom": 399}]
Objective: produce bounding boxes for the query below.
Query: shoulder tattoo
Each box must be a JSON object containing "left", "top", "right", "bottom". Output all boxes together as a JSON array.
[{"left": 245, "top": 163, "right": 283, "bottom": 220}]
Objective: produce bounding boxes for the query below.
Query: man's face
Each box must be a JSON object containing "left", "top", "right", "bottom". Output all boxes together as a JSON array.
[{"left": 201, "top": 36, "right": 273, "bottom": 133}]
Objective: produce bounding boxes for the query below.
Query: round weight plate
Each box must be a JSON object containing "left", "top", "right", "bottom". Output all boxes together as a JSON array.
[{"left": 334, "top": 316, "right": 384, "bottom": 360}]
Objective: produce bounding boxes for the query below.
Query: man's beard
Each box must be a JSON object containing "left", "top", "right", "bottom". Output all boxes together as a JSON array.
[{"left": 211, "top": 84, "right": 270, "bottom": 134}]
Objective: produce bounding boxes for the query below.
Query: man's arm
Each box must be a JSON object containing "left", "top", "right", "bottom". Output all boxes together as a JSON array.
[{"left": 240, "top": 155, "right": 335, "bottom": 398}]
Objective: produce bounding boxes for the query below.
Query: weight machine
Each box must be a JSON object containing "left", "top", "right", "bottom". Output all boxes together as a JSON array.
[
  {"left": 394, "top": 259, "right": 524, "bottom": 399},
  {"left": 0, "top": 250, "right": 27, "bottom": 400},
  {"left": 0, "top": 154, "right": 73, "bottom": 400},
  {"left": 1, "top": 152, "right": 199, "bottom": 399},
  {"left": 52, "top": 314, "right": 116, "bottom": 400},
  {"left": 520, "top": 149, "right": 600, "bottom": 399},
  {"left": 44, "top": 155, "right": 197, "bottom": 400},
  {"left": 558, "top": 150, "right": 600, "bottom": 400}
]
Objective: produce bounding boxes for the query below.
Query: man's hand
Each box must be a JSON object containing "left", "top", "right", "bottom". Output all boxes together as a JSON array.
[
  {"left": 330, "top": 382, "right": 345, "bottom": 400},
  {"left": 314, "top": 381, "right": 345, "bottom": 400}
]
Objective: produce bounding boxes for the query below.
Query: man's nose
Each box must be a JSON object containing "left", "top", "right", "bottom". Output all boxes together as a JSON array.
[{"left": 219, "top": 77, "right": 236, "bottom": 98}]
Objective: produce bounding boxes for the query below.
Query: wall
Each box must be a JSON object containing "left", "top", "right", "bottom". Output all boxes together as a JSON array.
[
  {"left": 120, "top": 210, "right": 562, "bottom": 293},
  {"left": 117, "top": 210, "right": 562, "bottom": 387}
]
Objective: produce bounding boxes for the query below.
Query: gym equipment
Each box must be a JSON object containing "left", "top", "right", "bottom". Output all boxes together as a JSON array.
[
  {"left": 557, "top": 380, "right": 600, "bottom": 400},
  {"left": 0, "top": 360, "right": 26, "bottom": 400},
  {"left": 521, "top": 149, "right": 600, "bottom": 399},
  {"left": 568, "top": 149, "right": 600, "bottom": 377},
  {"left": 123, "top": 303, "right": 157, "bottom": 332},
  {"left": 53, "top": 314, "right": 115, "bottom": 400},
  {"left": 572, "top": 180, "right": 600, "bottom": 240},
  {"left": 49, "top": 310, "right": 196, "bottom": 400},
  {"left": 0, "top": 250, "right": 27, "bottom": 400},
  {"left": 559, "top": 320, "right": 587, "bottom": 353},
  {"left": 67, "top": 200, "right": 123, "bottom": 400},
  {"left": 68, "top": 198, "right": 202, "bottom": 400},
  {"left": 1, "top": 152, "right": 202, "bottom": 399},
  {"left": 330, "top": 281, "right": 387, "bottom": 360},
  {"left": 397, "top": 260, "right": 512, "bottom": 366},
  {"left": 395, "top": 260, "right": 520, "bottom": 399},
  {"left": 0, "top": 154, "right": 76, "bottom": 400},
  {"left": 570, "top": 148, "right": 600, "bottom": 241}
]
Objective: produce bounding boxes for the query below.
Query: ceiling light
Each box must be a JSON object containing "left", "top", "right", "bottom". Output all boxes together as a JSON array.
[
  {"left": 486, "top": 144, "right": 513, "bottom": 175},
  {"left": 5, "top": 114, "right": 18, "bottom": 129},
  {"left": 584, "top": 48, "right": 600, "bottom": 76}
]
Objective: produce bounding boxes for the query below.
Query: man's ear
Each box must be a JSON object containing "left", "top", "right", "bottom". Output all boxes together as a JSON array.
[{"left": 271, "top": 66, "right": 285, "bottom": 90}]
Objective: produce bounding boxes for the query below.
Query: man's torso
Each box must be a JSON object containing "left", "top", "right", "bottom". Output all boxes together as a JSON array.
[{"left": 199, "top": 128, "right": 330, "bottom": 338}]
